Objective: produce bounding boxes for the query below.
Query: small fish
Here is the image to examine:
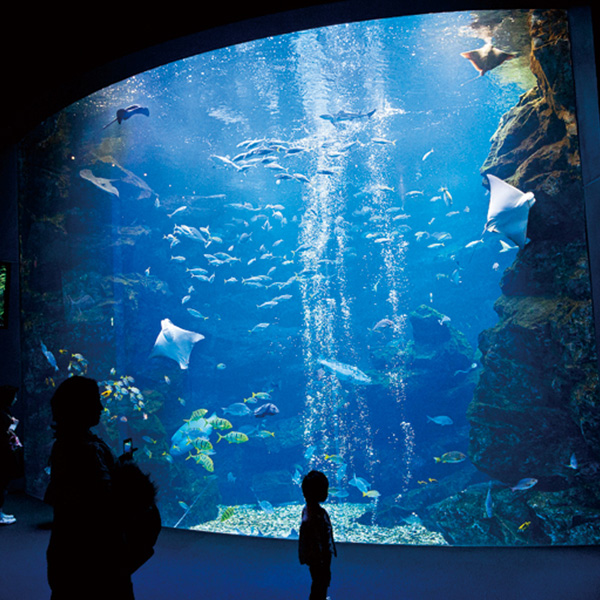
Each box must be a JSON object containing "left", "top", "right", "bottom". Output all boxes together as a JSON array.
[
  {"left": 518, "top": 521, "right": 531, "bottom": 531},
  {"left": 220, "top": 507, "right": 235, "bottom": 522},
  {"left": 363, "top": 490, "right": 381, "bottom": 499},
  {"left": 245, "top": 391, "right": 271, "bottom": 402},
  {"left": 304, "top": 445, "right": 317, "bottom": 461},
  {"left": 216, "top": 363, "right": 226, "bottom": 370},
  {"left": 434, "top": 451, "right": 466, "bottom": 464},
  {"left": 254, "top": 403, "right": 279, "bottom": 418},
  {"left": 511, "top": 478, "right": 538, "bottom": 492},
  {"left": 372, "top": 137, "right": 395, "bottom": 145},
  {"left": 208, "top": 416, "right": 233, "bottom": 430},
  {"left": 349, "top": 474, "right": 370, "bottom": 494},
  {"left": 223, "top": 403, "right": 252, "bottom": 417},
  {"left": 186, "top": 409, "right": 208, "bottom": 421},
  {"left": 187, "top": 308, "right": 209, "bottom": 320},
  {"left": 192, "top": 439, "right": 214, "bottom": 453},
  {"left": 253, "top": 429, "right": 275, "bottom": 439},
  {"left": 325, "top": 454, "right": 345, "bottom": 465},
  {"left": 292, "top": 469, "right": 303, "bottom": 486},
  {"left": 249, "top": 322, "right": 270, "bottom": 333},
  {"left": 101, "top": 389, "right": 112, "bottom": 398},
  {"left": 217, "top": 431, "right": 249, "bottom": 444},
  {"left": 194, "top": 452, "right": 215, "bottom": 472},
  {"left": 168, "top": 205, "right": 188, "bottom": 218},
  {"left": 439, "top": 186, "right": 453, "bottom": 206},
  {"left": 422, "top": 148, "right": 434, "bottom": 161},
  {"left": 566, "top": 453, "right": 578, "bottom": 470},
  {"left": 258, "top": 500, "right": 274, "bottom": 514},
  {"left": 178, "top": 501, "right": 190, "bottom": 511},
  {"left": 485, "top": 482, "right": 493, "bottom": 518},
  {"left": 427, "top": 415, "right": 453, "bottom": 426},
  {"left": 40, "top": 341, "right": 59, "bottom": 372}
]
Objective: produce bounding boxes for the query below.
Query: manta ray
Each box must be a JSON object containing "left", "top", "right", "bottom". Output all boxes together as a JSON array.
[
  {"left": 484, "top": 174, "right": 536, "bottom": 248},
  {"left": 461, "top": 42, "right": 516, "bottom": 77},
  {"left": 103, "top": 104, "right": 150, "bottom": 129},
  {"left": 150, "top": 318, "right": 204, "bottom": 370}
]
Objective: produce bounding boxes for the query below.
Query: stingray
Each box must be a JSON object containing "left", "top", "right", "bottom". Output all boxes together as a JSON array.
[
  {"left": 96, "top": 155, "right": 156, "bottom": 200},
  {"left": 103, "top": 104, "right": 150, "bottom": 129},
  {"left": 150, "top": 318, "right": 204, "bottom": 370},
  {"left": 79, "top": 169, "right": 120, "bottom": 197},
  {"left": 460, "top": 42, "right": 516, "bottom": 82},
  {"left": 484, "top": 174, "right": 536, "bottom": 248}
]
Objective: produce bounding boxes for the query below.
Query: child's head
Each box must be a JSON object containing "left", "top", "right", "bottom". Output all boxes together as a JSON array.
[{"left": 302, "top": 470, "right": 329, "bottom": 504}]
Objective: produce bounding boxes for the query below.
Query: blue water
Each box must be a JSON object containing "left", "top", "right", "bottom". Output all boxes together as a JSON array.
[{"left": 23, "top": 11, "right": 533, "bottom": 537}]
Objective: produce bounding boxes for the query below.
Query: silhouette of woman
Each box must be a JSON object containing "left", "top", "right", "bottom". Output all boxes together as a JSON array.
[{"left": 45, "top": 376, "right": 134, "bottom": 600}]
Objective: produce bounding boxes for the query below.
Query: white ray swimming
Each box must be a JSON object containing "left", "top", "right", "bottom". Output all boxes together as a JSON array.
[
  {"left": 150, "top": 318, "right": 204, "bottom": 370},
  {"left": 484, "top": 174, "right": 536, "bottom": 248}
]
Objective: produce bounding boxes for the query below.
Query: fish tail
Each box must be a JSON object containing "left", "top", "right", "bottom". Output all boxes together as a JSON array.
[
  {"left": 217, "top": 433, "right": 223, "bottom": 443},
  {"left": 434, "top": 457, "right": 441, "bottom": 463}
]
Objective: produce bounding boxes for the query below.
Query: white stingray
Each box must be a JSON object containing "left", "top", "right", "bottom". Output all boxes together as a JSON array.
[
  {"left": 150, "top": 318, "right": 204, "bottom": 370},
  {"left": 484, "top": 174, "right": 535, "bottom": 248}
]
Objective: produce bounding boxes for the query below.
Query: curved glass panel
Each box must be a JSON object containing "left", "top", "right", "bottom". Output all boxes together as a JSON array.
[{"left": 18, "top": 9, "right": 599, "bottom": 545}]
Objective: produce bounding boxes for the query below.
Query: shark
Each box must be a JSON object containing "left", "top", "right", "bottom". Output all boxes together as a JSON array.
[{"left": 317, "top": 357, "right": 372, "bottom": 385}]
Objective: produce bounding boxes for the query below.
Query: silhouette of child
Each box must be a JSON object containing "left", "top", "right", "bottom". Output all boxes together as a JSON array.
[{"left": 299, "top": 470, "right": 337, "bottom": 600}]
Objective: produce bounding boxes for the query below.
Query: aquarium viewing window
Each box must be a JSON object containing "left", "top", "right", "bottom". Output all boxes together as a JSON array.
[{"left": 17, "top": 8, "right": 600, "bottom": 546}]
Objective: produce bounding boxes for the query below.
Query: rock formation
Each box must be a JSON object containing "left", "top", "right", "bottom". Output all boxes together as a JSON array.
[{"left": 433, "top": 9, "right": 600, "bottom": 544}]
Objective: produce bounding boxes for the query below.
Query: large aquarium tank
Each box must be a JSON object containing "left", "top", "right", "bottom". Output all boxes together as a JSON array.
[{"left": 17, "top": 8, "right": 600, "bottom": 546}]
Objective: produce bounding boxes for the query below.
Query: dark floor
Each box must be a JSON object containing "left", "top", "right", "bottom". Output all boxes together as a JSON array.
[{"left": 2, "top": 491, "right": 600, "bottom": 600}]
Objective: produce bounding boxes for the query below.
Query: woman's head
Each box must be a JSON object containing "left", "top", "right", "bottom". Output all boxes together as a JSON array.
[{"left": 51, "top": 376, "right": 103, "bottom": 433}]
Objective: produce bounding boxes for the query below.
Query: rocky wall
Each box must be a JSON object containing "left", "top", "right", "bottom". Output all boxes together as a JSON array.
[{"left": 429, "top": 9, "right": 600, "bottom": 544}]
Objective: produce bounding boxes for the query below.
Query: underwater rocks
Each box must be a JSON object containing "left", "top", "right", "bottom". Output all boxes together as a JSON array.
[
  {"left": 466, "top": 8, "right": 600, "bottom": 543},
  {"left": 376, "top": 304, "right": 474, "bottom": 382},
  {"left": 421, "top": 479, "right": 600, "bottom": 546}
]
